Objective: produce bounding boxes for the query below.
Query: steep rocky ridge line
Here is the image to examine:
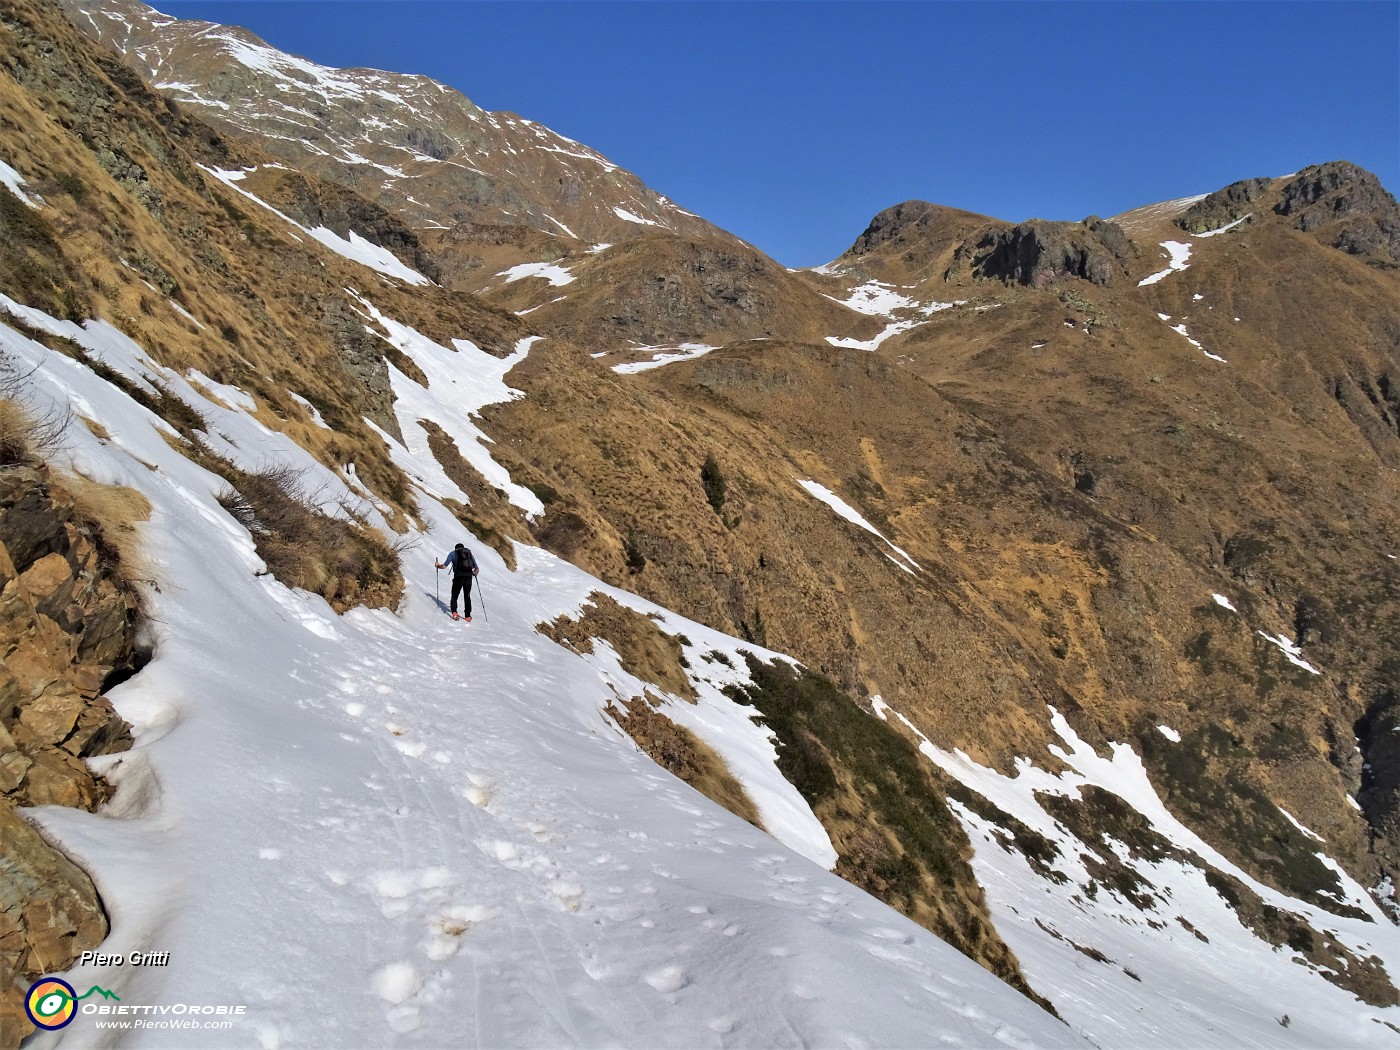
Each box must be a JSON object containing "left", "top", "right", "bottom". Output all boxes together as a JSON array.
[{"left": 58, "top": 0, "right": 739, "bottom": 249}]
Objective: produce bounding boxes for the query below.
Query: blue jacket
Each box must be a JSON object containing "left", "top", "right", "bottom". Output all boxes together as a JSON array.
[{"left": 443, "top": 548, "right": 478, "bottom": 576}]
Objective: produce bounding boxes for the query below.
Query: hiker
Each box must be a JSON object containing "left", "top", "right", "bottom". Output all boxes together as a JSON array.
[{"left": 435, "top": 542, "right": 480, "bottom": 621}]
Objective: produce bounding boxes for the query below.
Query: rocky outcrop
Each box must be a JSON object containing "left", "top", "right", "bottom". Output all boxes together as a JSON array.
[
  {"left": 0, "top": 464, "right": 136, "bottom": 809},
  {"left": 1275, "top": 162, "right": 1400, "bottom": 264},
  {"left": 0, "top": 460, "right": 139, "bottom": 1044},
  {"left": 270, "top": 169, "right": 441, "bottom": 284},
  {"left": 967, "top": 217, "right": 1135, "bottom": 287},
  {"left": 1176, "top": 177, "right": 1271, "bottom": 234},
  {"left": 0, "top": 803, "right": 110, "bottom": 1046}
]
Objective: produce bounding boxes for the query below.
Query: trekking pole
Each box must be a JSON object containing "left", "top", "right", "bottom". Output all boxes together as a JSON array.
[
  {"left": 475, "top": 576, "right": 488, "bottom": 623},
  {"left": 435, "top": 564, "right": 441, "bottom": 606}
]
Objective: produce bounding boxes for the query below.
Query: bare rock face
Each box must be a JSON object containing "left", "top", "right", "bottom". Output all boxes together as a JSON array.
[
  {"left": 969, "top": 217, "right": 1135, "bottom": 287},
  {"left": 0, "top": 464, "right": 136, "bottom": 812},
  {"left": 0, "top": 802, "right": 110, "bottom": 1046},
  {"left": 1275, "top": 161, "right": 1400, "bottom": 264},
  {"left": 1176, "top": 177, "right": 1272, "bottom": 234},
  {"left": 0, "top": 462, "right": 137, "bottom": 1038}
]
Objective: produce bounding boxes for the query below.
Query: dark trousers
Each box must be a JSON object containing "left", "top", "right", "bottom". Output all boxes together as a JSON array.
[{"left": 450, "top": 575, "right": 473, "bottom": 615}]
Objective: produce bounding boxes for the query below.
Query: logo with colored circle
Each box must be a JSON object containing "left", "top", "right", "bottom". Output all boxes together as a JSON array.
[{"left": 26, "top": 978, "right": 77, "bottom": 1030}]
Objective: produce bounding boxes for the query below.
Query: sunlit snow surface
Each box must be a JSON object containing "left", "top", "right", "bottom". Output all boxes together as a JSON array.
[
  {"left": 201, "top": 166, "right": 431, "bottom": 286},
  {"left": 0, "top": 156, "right": 41, "bottom": 207},
  {"left": 497, "top": 261, "right": 575, "bottom": 287},
  {"left": 611, "top": 343, "right": 719, "bottom": 374},
  {"left": 797, "top": 479, "right": 920, "bottom": 574},
  {"left": 0, "top": 300, "right": 1084, "bottom": 1050},
  {"left": 1138, "top": 240, "right": 1193, "bottom": 285},
  {"left": 879, "top": 698, "right": 1399, "bottom": 1048}
]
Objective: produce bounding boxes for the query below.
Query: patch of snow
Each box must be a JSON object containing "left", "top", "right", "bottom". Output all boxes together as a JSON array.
[
  {"left": 1138, "top": 240, "right": 1193, "bottom": 285},
  {"left": 1168, "top": 321, "right": 1227, "bottom": 363},
  {"left": 347, "top": 290, "right": 544, "bottom": 519},
  {"left": 826, "top": 319, "right": 925, "bottom": 352},
  {"left": 1278, "top": 808, "right": 1325, "bottom": 843},
  {"left": 1212, "top": 593, "right": 1237, "bottom": 612},
  {"left": 613, "top": 207, "right": 662, "bottom": 227},
  {"left": 1195, "top": 214, "right": 1251, "bottom": 238},
  {"left": 611, "top": 343, "right": 718, "bottom": 374},
  {"left": 288, "top": 391, "right": 330, "bottom": 430},
  {"left": 586, "top": 243, "right": 612, "bottom": 254},
  {"left": 0, "top": 157, "right": 42, "bottom": 208},
  {"left": 1257, "top": 631, "right": 1322, "bottom": 675},
  {"left": 829, "top": 280, "right": 915, "bottom": 318},
  {"left": 497, "top": 261, "right": 575, "bottom": 287},
  {"left": 1157, "top": 725, "right": 1181, "bottom": 742},
  {"left": 201, "top": 166, "right": 431, "bottom": 286},
  {"left": 168, "top": 299, "right": 204, "bottom": 329},
  {"left": 542, "top": 214, "right": 578, "bottom": 239},
  {"left": 185, "top": 369, "right": 257, "bottom": 412},
  {"left": 797, "top": 479, "right": 920, "bottom": 573}
]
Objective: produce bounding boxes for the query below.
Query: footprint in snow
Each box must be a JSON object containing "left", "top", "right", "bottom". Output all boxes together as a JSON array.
[
  {"left": 549, "top": 880, "right": 584, "bottom": 910},
  {"left": 422, "top": 903, "right": 495, "bottom": 961},
  {"left": 643, "top": 965, "right": 688, "bottom": 993}
]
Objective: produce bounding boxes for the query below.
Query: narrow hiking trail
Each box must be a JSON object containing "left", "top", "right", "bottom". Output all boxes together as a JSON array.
[{"left": 2, "top": 306, "right": 1083, "bottom": 1048}]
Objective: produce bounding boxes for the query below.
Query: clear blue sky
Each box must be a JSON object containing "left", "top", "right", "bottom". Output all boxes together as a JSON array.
[{"left": 158, "top": 1, "right": 1399, "bottom": 267}]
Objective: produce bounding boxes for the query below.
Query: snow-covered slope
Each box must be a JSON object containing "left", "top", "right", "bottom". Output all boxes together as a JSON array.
[{"left": 2, "top": 300, "right": 1082, "bottom": 1048}]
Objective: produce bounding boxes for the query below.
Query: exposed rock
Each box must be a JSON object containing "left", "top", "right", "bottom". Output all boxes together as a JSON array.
[
  {"left": 1176, "top": 178, "right": 1271, "bottom": 234},
  {"left": 265, "top": 168, "right": 441, "bottom": 284},
  {"left": 0, "top": 464, "right": 136, "bottom": 810},
  {"left": 0, "top": 801, "right": 110, "bottom": 1045},
  {"left": 315, "top": 294, "right": 404, "bottom": 442},
  {"left": 1275, "top": 161, "right": 1400, "bottom": 263},
  {"left": 969, "top": 218, "right": 1135, "bottom": 288}
]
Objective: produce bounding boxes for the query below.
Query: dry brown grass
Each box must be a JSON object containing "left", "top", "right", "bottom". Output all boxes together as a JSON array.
[
  {"left": 538, "top": 593, "right": 696, "bottom": 702},
  {"left": 609, "top": 696, "right": 764, "bottom": 829},
  {"left": 63, "top": 471, "right": 153, "bottom": 588},
  {"left": 211, "top": 457, "right": 403, "bottom": 612}
]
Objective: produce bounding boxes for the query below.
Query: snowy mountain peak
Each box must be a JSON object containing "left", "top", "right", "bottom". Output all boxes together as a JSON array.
[{"left": 58, "top": 0, "right": 736, "bottom": 246}]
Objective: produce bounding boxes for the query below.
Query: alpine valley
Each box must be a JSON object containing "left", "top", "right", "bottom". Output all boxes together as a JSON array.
[{"left": 1, "top": 0, "right": 1398, "bottom": 1046}]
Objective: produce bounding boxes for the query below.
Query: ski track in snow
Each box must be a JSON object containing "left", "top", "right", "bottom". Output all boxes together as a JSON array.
[{"left": 0, "top": 302, "right": 1085, "bottom": 1050}]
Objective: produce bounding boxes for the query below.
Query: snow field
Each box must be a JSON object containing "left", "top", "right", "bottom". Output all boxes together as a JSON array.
[
  {"left": 200, "top": 166, "right": 431, "bottom": 286},
  {"left": 496, "top": 261, "right": 575, "bottom": 287},
  {"left": 876, "top": 698, "right": 1400, "bottom": 1048},
  {"left": 2, "top": 301, "right": 1086, "bottom": 1049},
  {"left": 611, "top": 343, "right": 719, "bottom": 374}
]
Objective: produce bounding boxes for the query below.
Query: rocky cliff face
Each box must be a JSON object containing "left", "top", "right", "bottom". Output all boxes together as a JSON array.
[
  {"left": 0, "top": 460, "right": 140, "bottom": 1044},
  {"left": 964, "top": 217, "right": 1136, "bottom": 287},
  {"left": 0, "top": 464, "right": 137, "bottom": 809}
]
